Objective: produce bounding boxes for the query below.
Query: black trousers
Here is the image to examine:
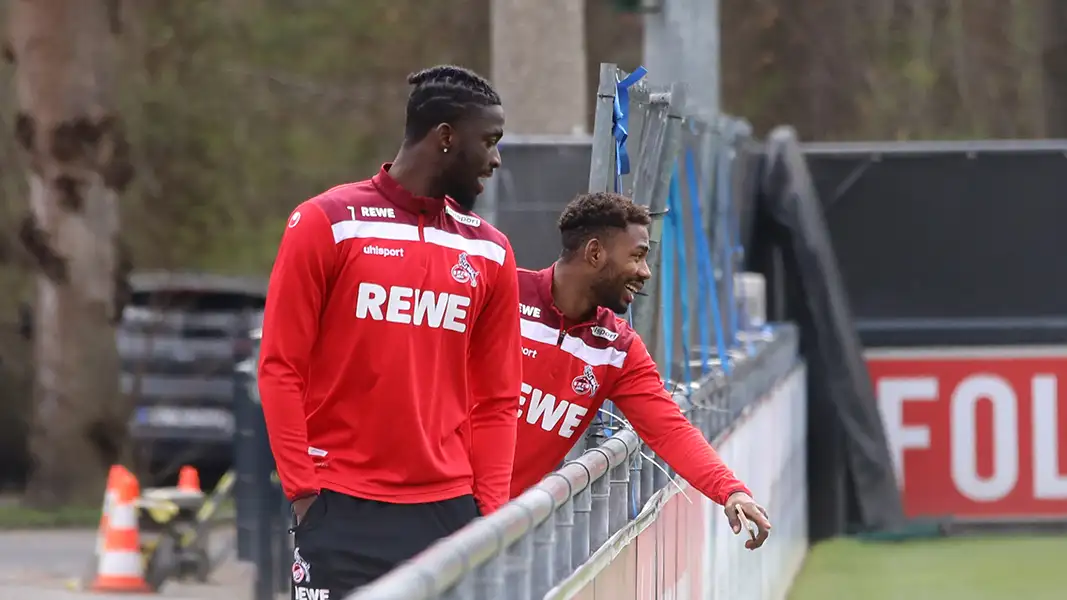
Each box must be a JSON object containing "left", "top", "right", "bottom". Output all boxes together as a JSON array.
[{"left": 290, "top": 489, "right": 480, "bottom": 599}]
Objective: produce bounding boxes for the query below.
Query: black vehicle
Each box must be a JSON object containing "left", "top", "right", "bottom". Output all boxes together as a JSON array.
[{"left": 120, "top": 271, "right": 266, "bottom": 483}]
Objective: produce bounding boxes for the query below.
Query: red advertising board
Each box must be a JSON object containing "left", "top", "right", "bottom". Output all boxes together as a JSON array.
[{"left": 867, "top": 347, "right": 1067, "bottom": 519}]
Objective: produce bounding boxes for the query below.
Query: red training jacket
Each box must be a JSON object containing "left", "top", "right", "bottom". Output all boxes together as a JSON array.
[
  {"left": 510, "top": 266, "right": 751, "bottom": 505},
  {"left": 258, "top": 164, "right": 522, "bottom": 515}
]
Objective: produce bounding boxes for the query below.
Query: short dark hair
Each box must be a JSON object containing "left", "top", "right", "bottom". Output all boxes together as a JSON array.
[
  {"left": 558, "top": 192, "right": 652, "bottom": 259},
  {"left": 404, "top": 65, "right": 501, "bottom": 142}
]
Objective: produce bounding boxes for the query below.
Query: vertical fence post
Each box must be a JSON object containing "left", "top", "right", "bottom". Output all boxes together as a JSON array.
[
  {"left": 473, "top": 554, "right": 506, "bottom": 600},
  {"left": 653, "top": 454, "right": 669, "bottom": 492},
  {"left": 553, "top": 499, "right": 574, "bottom": 587},
  {"left": 588, "top": 62, "right": 618, "bottom": 195},
  {"left": 571, "top": 484, "right": 592, "bottom": 569},
  {"left": 252, "top": 408, "right": 276, "bottom": 600},
  {"left": 640, "top": 443, "right": 656, "bottom": 508},
  {"left": 530, "top": 513, "right": 556, "bottom": 599},
  {"left": 589, "top": 461, "right": 610, "bottom": 551},
  {"left": 503, "top": 535, "right": 534, "bottom": 600},
  {"left": 628, "top": 452, "right": 642, "bottom": 516},
  {"left": 608, "top": 461, "right": 630, "bottom": 534},
  {"left": 233, "top": 340, "right": 282, "bottom": 600},
  {"left": 635, "top": 89, "right": 687, "bottom": 486},
  {"left": 232, "top": 353, "right": 256, "bottom": 564},
  {"left": 631, "top": 111, "right": 668, "bottom": 359},
  {"left": 716, "top": 381, "right": 730, "bottom": 435}
]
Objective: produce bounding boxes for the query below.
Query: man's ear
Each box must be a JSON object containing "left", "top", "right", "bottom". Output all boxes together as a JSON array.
[
  {"left": 434, "top": 122, "right": 455, "bottom": 151},
  {"left": 583, "top": 237, "right": 606, "bottom": 268}
]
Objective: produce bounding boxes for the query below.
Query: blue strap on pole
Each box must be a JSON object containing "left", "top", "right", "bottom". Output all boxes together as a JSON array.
[
  {"left": 683, "top": 147, "right": 715, "bottom": 375},
  {"left": 612, "top": 67, "right": 648, "bottom": 192}
]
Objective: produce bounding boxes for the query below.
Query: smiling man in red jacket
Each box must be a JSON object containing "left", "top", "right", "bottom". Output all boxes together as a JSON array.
[
  {"left": 512, "top": 191, "right": 772, "bottom": 549},
  {"left": 258, "top": 65, "right": 522, "bottom": 597}
]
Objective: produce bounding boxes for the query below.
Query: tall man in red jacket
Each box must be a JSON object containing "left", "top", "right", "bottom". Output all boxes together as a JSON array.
[
  {"left": 258, "top": 65, "right": 522, "bottom": 597},
  {"left": 512, "top": 192, "right": 772, "bottom": 549}
]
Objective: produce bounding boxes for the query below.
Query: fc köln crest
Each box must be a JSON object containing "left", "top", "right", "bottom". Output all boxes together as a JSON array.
[
  {"left": 450, "top": 252, "right": 480, "bottom": 288},
  {"left": 292, "top": 547, "right": 311, "bottom": 584},
  {"left": 571, "top": 364, "right": 599, "bottom": 397}
]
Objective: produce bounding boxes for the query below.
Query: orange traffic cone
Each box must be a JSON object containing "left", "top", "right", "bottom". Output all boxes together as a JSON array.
[
  {"left": 94, "top": 465, "right": 125, "bottom": 559},
  {"left": 90, "top": 468, "right": 151, "bottom": 593},
  {"left": 177, "top": 465, "right": 200, "bottom": 493},
  {"left": 87, "top": 465, "right": 130, "bottom": 588}
]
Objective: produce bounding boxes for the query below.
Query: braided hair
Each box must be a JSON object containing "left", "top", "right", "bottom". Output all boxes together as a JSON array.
[{"left": 404, "top": 65, "right": 501, "bottom": 142}]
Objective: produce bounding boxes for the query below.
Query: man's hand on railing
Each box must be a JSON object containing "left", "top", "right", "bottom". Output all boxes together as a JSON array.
[{"left": 724, "top": 491, "right": 771, "bottom": 550}]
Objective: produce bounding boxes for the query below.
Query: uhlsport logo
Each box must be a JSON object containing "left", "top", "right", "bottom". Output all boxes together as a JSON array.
[
  {"left": 590, "top": 326, "right": 619, "bottom": 342},
  {"left": 450, "top": 252, "right": 480, "bottom": 288},
  {"left": 446, "top": 205, "right": 482, "bottom": 227},
  {"left": 571, "top": 364, "right": 600, "bottom": 397},
  {"left": 363, "top": 244, "right": 404, "bottom": 258},
  {"left": 292, "top": 547, "right": 311, "bottom": 584}
]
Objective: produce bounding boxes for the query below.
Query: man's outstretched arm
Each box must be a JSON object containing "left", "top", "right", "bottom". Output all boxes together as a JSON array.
[{"left": 611, "top": 334, "right": 771, "bottom": 548}]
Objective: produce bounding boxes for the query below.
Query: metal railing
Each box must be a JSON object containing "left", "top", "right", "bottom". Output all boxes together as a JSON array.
[
  {"left": 345, "top": 64, "right": 801, "bottom": 600},
  {"left": 348, "top": 329, "right": 797, "bottom": 600}
]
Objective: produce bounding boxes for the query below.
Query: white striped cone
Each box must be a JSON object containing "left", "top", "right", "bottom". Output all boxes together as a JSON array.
[{"left": 91, "top": 469, "right": 151, "bottom": 593}]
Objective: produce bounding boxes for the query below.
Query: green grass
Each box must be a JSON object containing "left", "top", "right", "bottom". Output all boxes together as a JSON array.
[
  {"left": 788, "top": 536, "right": 1067, "bottom": 600},
  {"left": 0, "top": 503, "right": 102, "bottom": 530}
]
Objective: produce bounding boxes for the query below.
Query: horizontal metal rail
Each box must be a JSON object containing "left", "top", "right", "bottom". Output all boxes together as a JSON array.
[
  {"left": 350, "top": 429, "right": 641, "bottom": 600},
  {"left": 349, "top": 326, "right": 798, "bottom": 600}
]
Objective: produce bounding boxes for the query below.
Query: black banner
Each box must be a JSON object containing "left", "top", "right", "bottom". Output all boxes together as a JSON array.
[{"left": 805, "top": 140, "right": 1067, "bottom": 346}]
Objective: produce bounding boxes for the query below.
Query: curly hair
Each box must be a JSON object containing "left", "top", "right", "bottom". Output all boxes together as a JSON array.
[
  {"left": 404, "top": 65, "right": 501, "bottom": 142},
  {"left": 558, "top": 192, "right": 651, "bottom": 260}
]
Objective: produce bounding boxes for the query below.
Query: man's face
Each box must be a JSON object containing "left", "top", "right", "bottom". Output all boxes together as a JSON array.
[
  {"left": 590, "top": 223, "right": 652, "bottom": 314},
  {"left": 440, "top": 105, "right": 504, "bottom": 211}
]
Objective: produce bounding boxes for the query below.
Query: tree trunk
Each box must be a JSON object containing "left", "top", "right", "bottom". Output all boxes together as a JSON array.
[
  {"left": 1040, "top": 0, "right": 1067, "bottom": 136},
  {"left": 8, "top": 0, "right": 134, "bottom": 507}
]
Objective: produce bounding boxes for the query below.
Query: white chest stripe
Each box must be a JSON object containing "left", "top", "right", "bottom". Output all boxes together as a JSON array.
[
  {"left": 520, "top": 318, "right": 628, "bottom": 368},
  {"left": 332, "top": 219, "right": 505, "bottom": 265},
  {"left": 520, "top": 319, "right": 559, "bottom": 345}
]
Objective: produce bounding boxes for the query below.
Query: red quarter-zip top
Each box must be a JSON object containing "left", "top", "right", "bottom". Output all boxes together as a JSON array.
[
  {"left": 259, "top": 164, "right": 522, "bottom": 515},
  {"left": 510, "top": 266, "right": 750, "bottom": 505}
]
